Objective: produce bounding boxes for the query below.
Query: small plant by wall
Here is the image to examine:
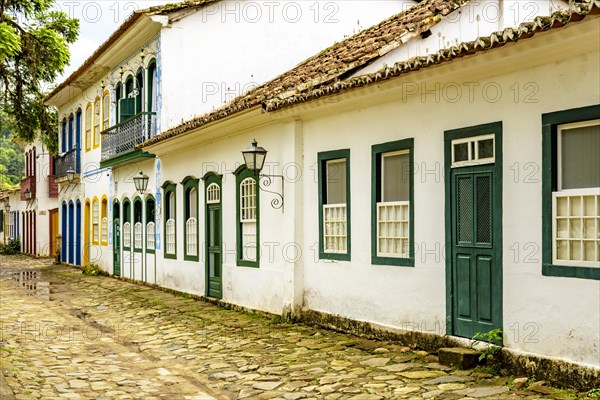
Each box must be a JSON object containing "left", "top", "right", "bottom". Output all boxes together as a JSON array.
[{"left": 0, "top": 238, "right": 21, "bottom": 255}]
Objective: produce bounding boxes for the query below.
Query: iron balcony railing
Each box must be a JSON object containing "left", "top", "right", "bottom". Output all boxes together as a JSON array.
[
  {"left": 54, "top": 148, "right": 81, "bottom": 179},
  {"left": 101, "top": 112, "right": 156, "bottom": 161}
]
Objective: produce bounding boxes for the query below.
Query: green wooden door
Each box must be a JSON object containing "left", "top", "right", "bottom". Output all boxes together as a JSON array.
[
  {"left": 450, "top": 166, "right": 501, "bottom": 339},
  {"left": 113, "top": 218, "right": 121, "bottom": 276},
  {"left": 207, "top": 204, "right": 222, "bottom": 298}
]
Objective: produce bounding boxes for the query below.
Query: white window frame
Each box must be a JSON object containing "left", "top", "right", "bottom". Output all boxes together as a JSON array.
[
  {"left": 323, "top": 159, "right": 347, "bottom": 254},
  {"left": 207, "top": 183, "right": 220, "bottom": 204},
  {"left": 451, "top": 134, "right": 495, "bottom": 168},
  {"left": 240, "top": 177, "right": 257, "bottom": 261},
  {"left": 551, "top": 119, "right": 600, "bottom": 267},
  {"left": 146, "top": 221, "right": 155, "bottom": 250},
  {"left": 92, "top": 200, "right": 99, "bottom": 243}
]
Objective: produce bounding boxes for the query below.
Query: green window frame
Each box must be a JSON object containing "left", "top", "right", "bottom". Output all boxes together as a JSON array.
[
  {"left": 162, "top": 181, "right": 177, "bottom": 260},
  {"left": 318, "top": 149, "right": 351, "bottom": 261},
  {"left": 371, "top": 138, "right": 414, "bottom": 267},
  {"left": 235, "top": 166, "right": 260, "bottom": 268},
  {"left": 133, "top": 197, "right": 143, "bottom": 253},
  {"left": 182, "top": 176, "right": 200, "bottom": 261},
  {"left": 542, "top": 104, "right": 600, "bottom": 280},
  {"left": 122, "top": 198, "right": 131, "bottom": 251},
  {"left": 145, "top": 195, "right": 156, "bottom": 254}
]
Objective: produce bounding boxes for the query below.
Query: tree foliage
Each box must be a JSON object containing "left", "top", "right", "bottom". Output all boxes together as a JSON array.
[
  {"left": 0, "top": 0, "right": 79, "bottom": 154},
  {"left": 0, "top": 128, "right": 24, "bottom": 189}
]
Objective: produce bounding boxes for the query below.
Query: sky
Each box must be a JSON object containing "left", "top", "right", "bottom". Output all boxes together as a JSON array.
[{"left": 55, "top": 1, "right": 172, "bottom": 81}]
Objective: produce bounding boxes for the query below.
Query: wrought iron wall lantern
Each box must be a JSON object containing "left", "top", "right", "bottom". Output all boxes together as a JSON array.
[
  {"left": 66, "top": 169, "right": 75, "bottom": 184},
  {"left": 24, "top": 189, "right": 32, "bottom": 200},
  {"left": 241, "top": 140, "right": 284, "bottom": 211},
  {"left": 133, "top": 171, "right": 149, "bottom": 195}
]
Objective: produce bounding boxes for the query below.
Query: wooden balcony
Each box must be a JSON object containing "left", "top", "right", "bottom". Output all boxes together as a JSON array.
[{"left": 48, "top": 175, "right": 58, "bottom": 197}]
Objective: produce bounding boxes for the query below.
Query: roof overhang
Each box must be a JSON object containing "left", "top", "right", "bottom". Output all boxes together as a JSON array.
[{"left": 45, "top": 13, "right": 168, "bottom": 108}]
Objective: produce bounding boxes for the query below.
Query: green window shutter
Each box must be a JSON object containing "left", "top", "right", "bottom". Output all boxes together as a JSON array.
[
  {"left": 119, "top": 98, "right": 136, "bottom": 122},
  {"left": 317, "top": 149, "right": 351, "bottom": 262},
  {"left": 162, "top": 181, "right": 177, "bottom": 260},
  {"left": 371, "top": 139, "right": 414, "bottom": 267},
  {"left": 182, "top": 176, "right": 200, "bottom": 262},
  {"left": 234, "top": 166, "right": 260, "bottom": 268}
]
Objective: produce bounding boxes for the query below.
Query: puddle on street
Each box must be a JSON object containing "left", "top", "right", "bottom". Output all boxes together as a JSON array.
[{"left": 6, "top": 270, "right": 65, "bottom": 301}]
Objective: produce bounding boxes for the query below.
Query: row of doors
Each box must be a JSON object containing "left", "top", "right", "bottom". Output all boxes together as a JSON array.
[{"left": 110, "top": 174, "right": 223, "bottom": 299}]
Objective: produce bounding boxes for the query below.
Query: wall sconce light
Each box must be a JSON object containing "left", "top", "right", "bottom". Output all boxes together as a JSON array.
[
  {"left": 24, "top": 189, "right": 32, "bottom": 200},
  {"left": 241, "top": 140, "right": 284, "bottom": 211},
  {"left": 133, "top": 171, "right": 149, "bottom": 195},
  {"left": 140, "top": 49, "right": 145, "bottom": 63},
  {"left": 66, "top": 169, "right": 75, "bottom": 183},
  {"left": 119, "top": 67, "right": 124, "bottom": 79},
  {"left": 101, "top": 80, "right": 105, "bottom": 90},
  {"left": 4, "top": 202, "right": 10, "bottom": 214}
]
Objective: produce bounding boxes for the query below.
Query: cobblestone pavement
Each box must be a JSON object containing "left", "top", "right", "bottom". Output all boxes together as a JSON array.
[{"left": 0, "top": 255, "right": 587, "bottom": 400}]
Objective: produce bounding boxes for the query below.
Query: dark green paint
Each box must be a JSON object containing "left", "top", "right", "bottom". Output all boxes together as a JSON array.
[
  {"left": 444, "top": 122, "right": 503, "bottom": 341},
  {"left": 99, "top": 149, "right": 154, "bottom": 169},
  {"left": 182, "top": 176, "right": 200, "bottom": 262},
  {"left": 317, "top": 149, "right": 351, "bottom": 262},
  {"left": 371, "top": 138, "right": 414, "bottom": 267},
  {"left": 162, "top": 181, "right": 177, "bottom": 260},
  {"left": 542, "top": 104, "right": 600, "bottom": 281},
  {"left": 205, "top": 174, "right": 223, "bottom": 298},
  {"left": 234, "top": 166, "right": 260, "bottom": 268}
]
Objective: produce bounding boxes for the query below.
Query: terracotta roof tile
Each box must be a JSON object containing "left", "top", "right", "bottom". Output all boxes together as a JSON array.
[{"left": 143, "top": 0, "right": 598, "bottom": 147}]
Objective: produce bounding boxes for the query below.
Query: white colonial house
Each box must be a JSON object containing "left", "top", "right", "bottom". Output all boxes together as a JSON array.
[{"left": 46, "top": 0, "right": 599, "bottom": 387}]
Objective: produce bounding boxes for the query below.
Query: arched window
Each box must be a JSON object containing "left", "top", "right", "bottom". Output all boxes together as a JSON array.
[
  {"left": 61, "top": 118, "right": 67, "bottom": 153},
  {"left": 101, "top": 197, "right": 108, "bottom": 245},
  {"left": 102, "top": 91, "right": 110, "bottom": 130},
  {"left": 183, "top": 177, "right": 198, "bottom": 260},
  {"left": 115, "top": 83, "right": 122, "bottom": 124},
  {"left": 235, "top": 167, "right": 259, "bottom": 267},
  {"left": 147, "top": 60, "right": 157, "bottom": 114},
  {"left": 93, "top": 96, "right": 100, "bottom": 148},
  {"left": 206, "top": 183, "right": 220, "bottom": 204},
  {"left": 76, "top": 108, "right": 82, "bottom": 151},
  {"left": 85, "top": 104, "right": 92, "bottom": 151},
  {"left": 133, "top": 198, "right": 143, "bottom": 250},
  {"left": 92, "top": 197, "right": 99, "bottom": 244},
  {"left": 163, "top": 182, "right": 176, "bottom": 259},
  {"left": 123, "top": 199, "right": 131, "bottom": 249},
  {"left": 68, "top": 113, "right": 74, "bottom": 150},
  {"left": 136, "top": 68, "right": 144, "bottom": 115},
  {"left": 146, "top": 196, "right": 156, "bottom": 252}
]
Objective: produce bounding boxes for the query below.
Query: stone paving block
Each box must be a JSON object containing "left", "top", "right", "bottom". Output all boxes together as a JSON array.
[{"left": 438, "top": 347, "right": 481, "bottom": 369}]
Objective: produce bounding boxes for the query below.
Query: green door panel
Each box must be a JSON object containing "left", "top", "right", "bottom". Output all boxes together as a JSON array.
[
  {"left": 450, "top": 166, "right": 501, "bottom": 340},
  {"left": 113, "top": 219, "right": 121, "bottom": 276},
  {"left": 205, "top": 178, "right": 223, "bottom": 299}
]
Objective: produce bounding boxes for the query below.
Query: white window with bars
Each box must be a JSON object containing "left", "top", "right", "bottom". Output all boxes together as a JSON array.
[
  {"left": 166, "top": 219, "right": 175, "bottom": 254},
  {"left": 323, "top": 159, "right": 347, "bottom": 254},
  {"left": 207, "top": 183, "right": 220, "bottom": 204},
  {"left": 240, "top": 177, "right": 257, "bottom": 261},
  {"left": 134, "top": 222, "right": 143, "bottom": 249},
  {"left": 101, "top": 217, "right": 108, "bottom": 244},
  {"left": 186, "top": 218, "right": 197, "bottom": 256},
  {"left": 552, "top": 118, "right": 600, "bottom": 267},
  {"left": 123, "top": 222, "right": 131, "bottom": 248},
  {"left": 93, "top": 200, "right": 99, "bottom": 243},
  {"left": 146, "top": 221, "right": 155, "bottom": 250},
  {"left": 377, "top": 149, "right": 410, "bottom": 258}
]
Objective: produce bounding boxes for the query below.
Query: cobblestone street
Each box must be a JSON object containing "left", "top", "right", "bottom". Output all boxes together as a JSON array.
[{"left": 0, "top": 255, "right": 588, "bottom": 399}]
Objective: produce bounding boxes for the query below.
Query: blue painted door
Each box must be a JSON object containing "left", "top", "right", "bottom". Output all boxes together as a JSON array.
[
  {"left": 68, "top": 202, "right": 74, "bottom": 264},
  {"left": 76, "top": 201, "right": 81, "bottom": 266},
  {"left": 61, "top": 203, "right": 67, "bottom": 262}
]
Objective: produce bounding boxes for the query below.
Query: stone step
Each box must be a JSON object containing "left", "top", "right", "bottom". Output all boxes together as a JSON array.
[{"left": 438, "top": 347, "right": 481, "bottom": 369}]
